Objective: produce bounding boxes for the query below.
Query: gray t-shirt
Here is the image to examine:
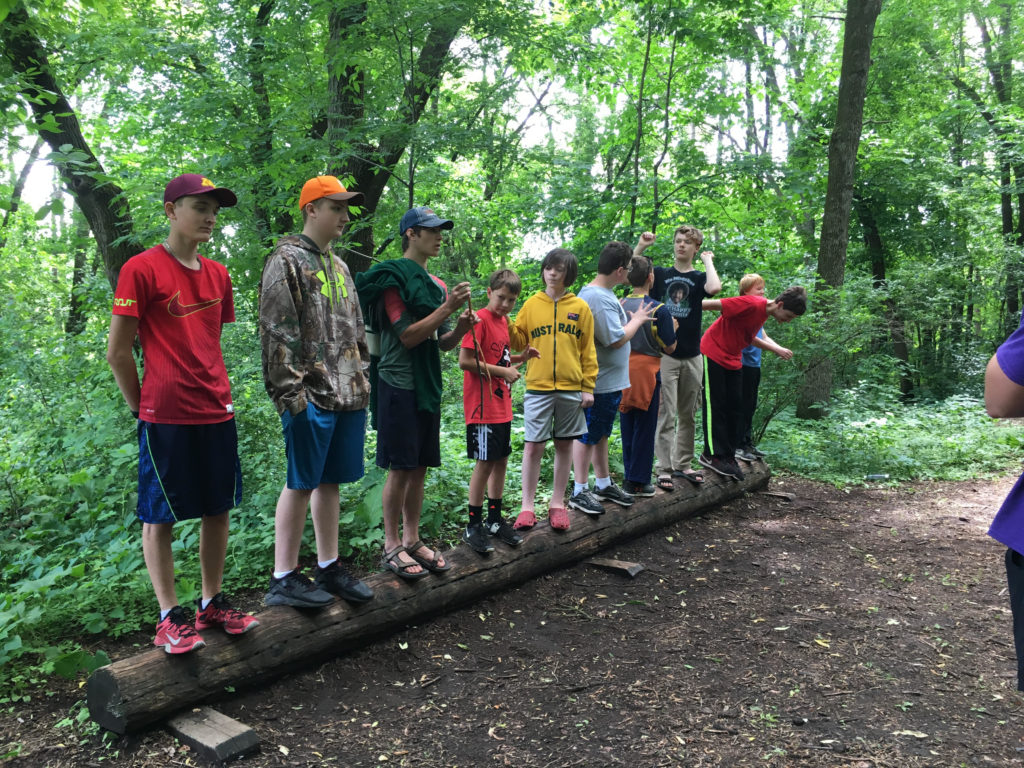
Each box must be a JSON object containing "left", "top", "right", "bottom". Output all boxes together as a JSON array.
[{"left": 578, "top": 284, "right": 630, "bottom": 394}]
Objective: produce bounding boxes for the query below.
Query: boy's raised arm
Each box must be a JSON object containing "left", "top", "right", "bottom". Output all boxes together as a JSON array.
[{"left": 701, "top": 251, "right": 722, "bottom": 295}]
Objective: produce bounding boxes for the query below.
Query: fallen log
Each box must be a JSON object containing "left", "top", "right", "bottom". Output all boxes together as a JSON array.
[{"left": 88, "top": 461, "right": 770, "bottom": 733}]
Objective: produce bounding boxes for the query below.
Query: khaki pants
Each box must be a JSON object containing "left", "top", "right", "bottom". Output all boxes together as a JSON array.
[{"left": 654, "top": 354, "right": 703, "bottom": 473}]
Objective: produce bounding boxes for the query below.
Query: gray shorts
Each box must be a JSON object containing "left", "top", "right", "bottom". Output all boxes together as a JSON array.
[{"left": 523, "top": 390, "right": 587, "bottom": 442}]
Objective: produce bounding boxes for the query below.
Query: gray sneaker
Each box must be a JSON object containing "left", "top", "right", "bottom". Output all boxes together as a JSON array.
[
  {"left": 265, "top": 571, "right": 334, "bottom": 608},
  {"left": 568, "top": 488, "right": 605, "bottom": 516},
  {"left": 315, "top": 559, "right": 374, "bottom": 604},
  {"left": 735, "top": 448, "right": 757, "bottom": 462},
  {"left": 593, "top": 480, "right": 635, "bottom": 507}
]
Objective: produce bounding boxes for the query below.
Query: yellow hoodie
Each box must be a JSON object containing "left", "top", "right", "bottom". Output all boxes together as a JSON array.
[{"left": 510, "top": 290, "right": 597, "bottom": 393}]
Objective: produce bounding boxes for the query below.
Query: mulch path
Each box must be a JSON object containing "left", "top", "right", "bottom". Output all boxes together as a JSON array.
[{"left": 4, "top": 474, "right": 1024, "bottom": 767}]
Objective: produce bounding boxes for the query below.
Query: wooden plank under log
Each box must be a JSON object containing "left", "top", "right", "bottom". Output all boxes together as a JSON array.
[{"left": 88, "top": 461, "right": 770, "bottom": 733}]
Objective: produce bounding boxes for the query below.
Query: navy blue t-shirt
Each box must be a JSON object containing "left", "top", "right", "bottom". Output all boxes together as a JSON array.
[{"left": 651, "top": 267, "right": 709, "bottom": 359}]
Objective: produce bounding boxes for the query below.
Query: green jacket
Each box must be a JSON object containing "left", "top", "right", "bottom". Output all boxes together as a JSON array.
[{"left": 355, "top": 257, "right": 446, "bottom": 423}]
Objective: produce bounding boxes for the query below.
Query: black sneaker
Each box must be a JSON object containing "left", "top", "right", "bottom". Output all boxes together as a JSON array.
[
  {"left": 724, "top": 459, "right": 745, "bottom": 480},
  {"left": 735, "top": 447, "right": 757, "bottom": 462},
  {"left": 487, "top": 519, "right": 523, "bottom": 547},
  {"left": 699, "top": 453, "right": 744, "bottom": 480},
  {"left": 593, "top": 480, "right": 635, "bottom": 507},
  {"left": 315, "top": 559, "right": 374, "bottom": 604},
  {"left": 748, "top": 444, "right": 766, "bottom": 458},
  {"left": 568, "top": 488, "right": 604, "bottom": 516},
  {"left": 463, "top": 522, "right": 495, "bottom": 554},
  {"left": 623, "top": 480, "right": 656, "bottom": 497},
  {"left": 265, "top": 570, "right": 334, "bottom": 608}
]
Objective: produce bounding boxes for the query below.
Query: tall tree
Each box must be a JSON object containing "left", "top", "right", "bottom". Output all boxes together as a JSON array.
[
  {"left": 796, "top": 0, "right": 883, "bottom": 419},
  {"left": 1, "top": 2, "right": 140, "bottom": 288}
]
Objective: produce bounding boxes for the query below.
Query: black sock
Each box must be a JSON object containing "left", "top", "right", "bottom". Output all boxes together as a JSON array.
[
  {"left": 468, "top": 504, "right": 483, "bottom": 525},
  {"left": 486, "top": 497, "right": 503, "bottom": 525}
]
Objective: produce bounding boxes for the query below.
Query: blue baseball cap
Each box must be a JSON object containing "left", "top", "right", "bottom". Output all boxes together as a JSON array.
[{"left": 399, "top": 206, "right": 454, "bottom": 235}]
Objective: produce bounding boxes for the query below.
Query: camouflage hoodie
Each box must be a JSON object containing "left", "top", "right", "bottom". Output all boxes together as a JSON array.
[{"left": 259, "top": 235, "right": 370, "bottom": 416}]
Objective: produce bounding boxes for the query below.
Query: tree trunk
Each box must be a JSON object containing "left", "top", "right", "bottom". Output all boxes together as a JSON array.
[
  {"left": 65, "top": 205, "right": 91, "bottom": 335},
  {"left": 0, "top": 135, "right": 43, "bottom": 251},
  {"left": 327, "top": 11, "right": 464, "bottom": 273},
  {"left": 1, "top": 4, "right": 140, "bottom": 289},
  {"left": 795, "top": 0, "right": 882, "bottom": 419},
  {"left": 854, "top": 195, "right": 913, "bottom": 400},
  {"left": 88, "top": 465, "right": 770, "bottom": 734}
]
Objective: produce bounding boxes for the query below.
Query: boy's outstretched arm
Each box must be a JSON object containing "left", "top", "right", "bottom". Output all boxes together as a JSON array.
[
  {"left": 752, "top": 334, "right": 793, "bottom": 360},
  {"left": 702, "top": 299, "right": 723, "bottom": 312}
]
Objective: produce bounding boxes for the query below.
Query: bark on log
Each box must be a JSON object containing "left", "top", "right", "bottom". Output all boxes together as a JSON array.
[{"left": 88, "top": 463, "right": 770, "bottom": 733}]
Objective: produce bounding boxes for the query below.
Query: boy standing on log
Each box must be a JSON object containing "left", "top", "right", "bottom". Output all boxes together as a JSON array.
[
  {"left": 634, "top": 227, "right": 721, "bottom": 487},
  {"left": 260, "top": 176, "right": 375, "bottom": 608},
  {"left": 508, "top": 248, "right": 597, "bottom": 532},
  {"left": 458, "top": 269, "right": 537, "bottom": 554},
  {"left": 107, "top": 173, "right": 258, "bottom": 654},
  {"left": 569, "top": 241, "right": 656, "bottom": 517},
  {"left": 618, "top": 255, "right": 678, "bottom": 496},
  {"left": 699, "top": 286, "right": 806, "bottom": 480},
  {"left": 356, "top": 207, "right": 476, "bottom": 579}
]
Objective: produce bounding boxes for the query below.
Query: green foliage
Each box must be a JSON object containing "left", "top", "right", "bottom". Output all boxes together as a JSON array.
[{"left": 767, "top": 389, "right": 1019, "bottom": 485}]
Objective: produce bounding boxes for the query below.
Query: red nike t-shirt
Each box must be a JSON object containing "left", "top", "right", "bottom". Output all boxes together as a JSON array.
[
  {"left": 112, "top": 245, "right": 235, "bottom": 424},
  {"left": 700, "top": 294, "right": 768, "bottom": 370}
]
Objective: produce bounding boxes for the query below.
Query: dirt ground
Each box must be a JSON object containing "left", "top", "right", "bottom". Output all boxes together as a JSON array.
[{"left": 5, "top": 474, "right": 1024, "bottom": 767}]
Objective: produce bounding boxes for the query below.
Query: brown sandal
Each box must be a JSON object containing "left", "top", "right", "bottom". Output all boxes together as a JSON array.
[
  {"left": 381, "top": 546, "right": 429, "bottom": 581},
  {"left": 406, "top": 540, "right": 452, "bottom": 573}
]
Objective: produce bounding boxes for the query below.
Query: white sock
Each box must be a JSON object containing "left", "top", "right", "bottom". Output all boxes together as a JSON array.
[
  {"left": 574, "top": 482, "right": 588, "bottom": 495},
  {"left": 318, "top": 558, "right": 336, "bottom": 570},
  {"left": 159, "top": 608, "right": 172, "bottom": 620},
  {"left": 273, "top": 569, "right": 294, "bottom": 580},
  {"left": 595, "top": 476, "right": 611, "bottom": 490},
  {"left": 200, "top": 597, "right": 213, "bottom": 610}
]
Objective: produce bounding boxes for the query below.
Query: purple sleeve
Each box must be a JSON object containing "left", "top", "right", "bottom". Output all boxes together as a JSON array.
[{"left": 996, "top": 315, "right": 1024, "bottom": 387}]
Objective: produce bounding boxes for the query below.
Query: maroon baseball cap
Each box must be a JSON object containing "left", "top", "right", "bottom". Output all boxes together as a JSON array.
[{"left": 163, "top": 174, "right": 238, "bottom": 207}]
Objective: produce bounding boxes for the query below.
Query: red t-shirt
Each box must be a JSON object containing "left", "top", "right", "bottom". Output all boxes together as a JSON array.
[
  {"left": 700, "top": 294, "right": 768, "bottom": 370},
  {"left": 112, "top": 245, "right": 235, "bottom": 424},
  {"left": 460, "top": 307, "right": 513, "bottom": 424}
]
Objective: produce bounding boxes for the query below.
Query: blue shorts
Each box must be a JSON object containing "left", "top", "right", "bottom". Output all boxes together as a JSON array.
[
  {"left": 578, "top": 391, "right": 622, "bottom": 445},
  {"left": 138, "top": 420, "right": 242, "bottom": 525},
  {"left": 282, "top": 403, "right": 366, "bottom": 490},
  {"left": 375, "top": 379, "right": 441, "bottom": 470}
]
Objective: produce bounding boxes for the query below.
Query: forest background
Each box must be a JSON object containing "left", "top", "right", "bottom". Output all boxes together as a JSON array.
[{"left": 1, "top": 0, "right": 1023, "bottom": 711}]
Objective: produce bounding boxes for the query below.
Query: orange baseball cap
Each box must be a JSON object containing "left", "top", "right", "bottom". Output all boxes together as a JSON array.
[{"left": 299, "top": 176, "right": 365, "bottom": 209}]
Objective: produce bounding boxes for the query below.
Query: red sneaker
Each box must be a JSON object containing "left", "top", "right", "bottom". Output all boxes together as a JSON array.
[
  {"left": 154, "top": 606, "right": 206, "bottom": 654},
  {"left": 195, "top": 593, "right": 259, "bottom": 635}
]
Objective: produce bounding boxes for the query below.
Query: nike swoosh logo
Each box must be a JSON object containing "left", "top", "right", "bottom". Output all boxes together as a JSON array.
[
  {"left": 168, "top": 635, "right": 183, "bottom": 646},
  {"left": 166, "top": 291, "right": 222, "bottom": 317}
]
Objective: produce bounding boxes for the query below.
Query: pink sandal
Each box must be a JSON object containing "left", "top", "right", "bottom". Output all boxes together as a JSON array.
[
  {"left": 513, "top": 509, "right": 537, "bottom": 530},
  {"left": 549, "top": 507, "right": 570, "bottom": 531}
]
